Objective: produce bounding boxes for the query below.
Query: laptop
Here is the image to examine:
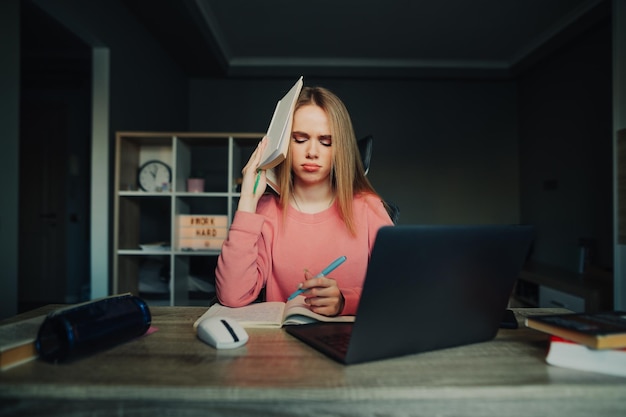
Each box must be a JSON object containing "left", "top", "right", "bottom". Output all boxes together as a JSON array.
[{"left": 285, "top": 224, "right": 534, "bottom": 365}]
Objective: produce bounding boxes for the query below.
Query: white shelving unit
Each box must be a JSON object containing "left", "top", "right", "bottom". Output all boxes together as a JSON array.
[{"left": 113, "top": 132, "right": 263, "bottom": 306}]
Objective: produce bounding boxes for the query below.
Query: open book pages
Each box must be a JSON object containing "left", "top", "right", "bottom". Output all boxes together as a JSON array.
[
  {"left": 258, "top": 76, "right": 304, "bottom": 194},
  {"left": 193, "top": 295, "right": 355, "bottom": 329},
  {"left": 264, "top": 169, "right": 279, "bottom": 194}
]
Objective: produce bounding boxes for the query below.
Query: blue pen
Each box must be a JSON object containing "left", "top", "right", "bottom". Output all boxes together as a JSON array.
[{"left": 287, "top": 256, "right": 347, "bottom": 301}]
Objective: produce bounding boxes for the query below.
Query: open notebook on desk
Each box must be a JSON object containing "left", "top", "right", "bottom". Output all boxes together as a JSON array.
[{"left": 286, "top": 224, "right": 534, "bottom": 365}]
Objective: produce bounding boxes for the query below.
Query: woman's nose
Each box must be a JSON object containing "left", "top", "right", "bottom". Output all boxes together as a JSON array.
[{"left": 306, "top": 140, "right": 319, "bottom": 158}]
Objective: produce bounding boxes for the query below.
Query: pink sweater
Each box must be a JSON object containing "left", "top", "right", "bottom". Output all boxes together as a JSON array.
[{"left": 215, "top": 193, "right": 393, "bottom": 315}]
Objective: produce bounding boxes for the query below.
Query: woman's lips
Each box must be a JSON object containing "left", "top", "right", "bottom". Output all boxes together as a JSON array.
[{"left": 302, "top": 164, "right": 321, "bottom": 172}]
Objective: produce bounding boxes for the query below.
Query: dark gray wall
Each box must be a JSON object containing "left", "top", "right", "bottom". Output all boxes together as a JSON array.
[
  {"left": 189, "top": 18, "right": 612, "bottom": 274},
  {"left": 0, "top": 0, "right": 20, "bottom": 318},
  {"left": 518, "top": 19, "right": 612, "bottom": 271},
  {"left": 33, "top": 0, "right": 190, "bottom": 133},
  {"left": 189, "top": 78, "right": 520, "bottom": 226}
]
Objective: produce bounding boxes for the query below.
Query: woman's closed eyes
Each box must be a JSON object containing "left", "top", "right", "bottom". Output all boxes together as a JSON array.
[{"left": 292, "top": 132, "right": 332, "bottom": 147}]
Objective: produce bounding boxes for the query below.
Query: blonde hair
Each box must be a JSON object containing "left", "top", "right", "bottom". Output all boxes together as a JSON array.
[{"left": 274, "top": 86, "right": 380, "bottom": 235}]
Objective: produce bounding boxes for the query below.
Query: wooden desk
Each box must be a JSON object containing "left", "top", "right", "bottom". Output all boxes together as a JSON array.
[{"left": 1, "top": 306, "right": 625, "bottom": 417}]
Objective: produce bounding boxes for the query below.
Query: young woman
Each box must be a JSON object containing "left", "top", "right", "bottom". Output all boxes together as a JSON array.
[{"left": 215, "top": 86, "right": 393, "bottom": 316}]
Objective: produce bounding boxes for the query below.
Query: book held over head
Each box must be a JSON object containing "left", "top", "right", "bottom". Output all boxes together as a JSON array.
[{"left": 258, "top": 76, "right": 304, "bottom": 193}]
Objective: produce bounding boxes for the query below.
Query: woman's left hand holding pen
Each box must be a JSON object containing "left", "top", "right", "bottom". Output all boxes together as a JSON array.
[
  {"left": 238, "top": 136, "right": 268, "bottom": 213},
  {"left": 299, "top": 270, "right": 346, "bottom": 317}
]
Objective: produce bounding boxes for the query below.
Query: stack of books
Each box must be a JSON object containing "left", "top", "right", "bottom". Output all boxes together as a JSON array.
[
  {"left": 176, "top": 215, "right": 228, "bottom": 251},
  {"left": 525, "top": 311, "right": 626, "bottom": 377}
]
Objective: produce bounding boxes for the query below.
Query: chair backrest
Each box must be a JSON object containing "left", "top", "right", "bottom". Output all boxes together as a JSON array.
[
  {"left": 357, "top": 135, "right": 399, "bottom": 224},
  {"left": 358, "top": 134, "right": 373, "bottom": 175},
  {"left": 384, "top": 201, "right": 400, "bottom": 224}
]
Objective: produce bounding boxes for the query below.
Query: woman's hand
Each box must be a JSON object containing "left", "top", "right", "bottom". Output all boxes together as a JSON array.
[
  {"left": 300, "top": 269, "right": 345, "bottom": 317},
  {"left": 238, "top": 137, "right": 268, "bottom": 213}
]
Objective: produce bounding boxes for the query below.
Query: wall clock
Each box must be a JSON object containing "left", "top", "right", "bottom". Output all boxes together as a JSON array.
[{"left": 137, "top": 160, "right": 172, "bottom": 192}]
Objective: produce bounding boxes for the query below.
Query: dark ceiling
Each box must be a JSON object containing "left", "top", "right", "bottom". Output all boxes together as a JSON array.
[{"left": 121, "top": 0, "right": 609, "bottom": 79}]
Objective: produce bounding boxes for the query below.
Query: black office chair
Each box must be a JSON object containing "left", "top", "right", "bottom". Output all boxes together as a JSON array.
[{"left": 357, "top": 135, "right": 400, "bottom": 224}]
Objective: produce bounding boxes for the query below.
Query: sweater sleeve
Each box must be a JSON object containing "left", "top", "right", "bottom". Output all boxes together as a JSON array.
[
  {"left": 340, "top": 288, "right": 361, "bottom": 316},
  {"left": 215, "top": 204, "right": 275, "bottom": 307},
  {"left": 339, "top": 195, "right": 394, "bottom": 315}
]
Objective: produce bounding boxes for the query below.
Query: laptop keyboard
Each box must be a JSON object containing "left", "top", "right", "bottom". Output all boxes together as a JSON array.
[{"left": 316, "top": 332, "right": 351, "bottom": 355}]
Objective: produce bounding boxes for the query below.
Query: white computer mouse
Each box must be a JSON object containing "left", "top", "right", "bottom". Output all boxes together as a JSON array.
[{"left": 196, "top": 316, "right": 249, "bottom": 349}]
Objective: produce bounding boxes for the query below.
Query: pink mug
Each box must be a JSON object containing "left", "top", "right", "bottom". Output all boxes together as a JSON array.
[{"left": 187, "top": 178, "right": 205, "bottom": 193}]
